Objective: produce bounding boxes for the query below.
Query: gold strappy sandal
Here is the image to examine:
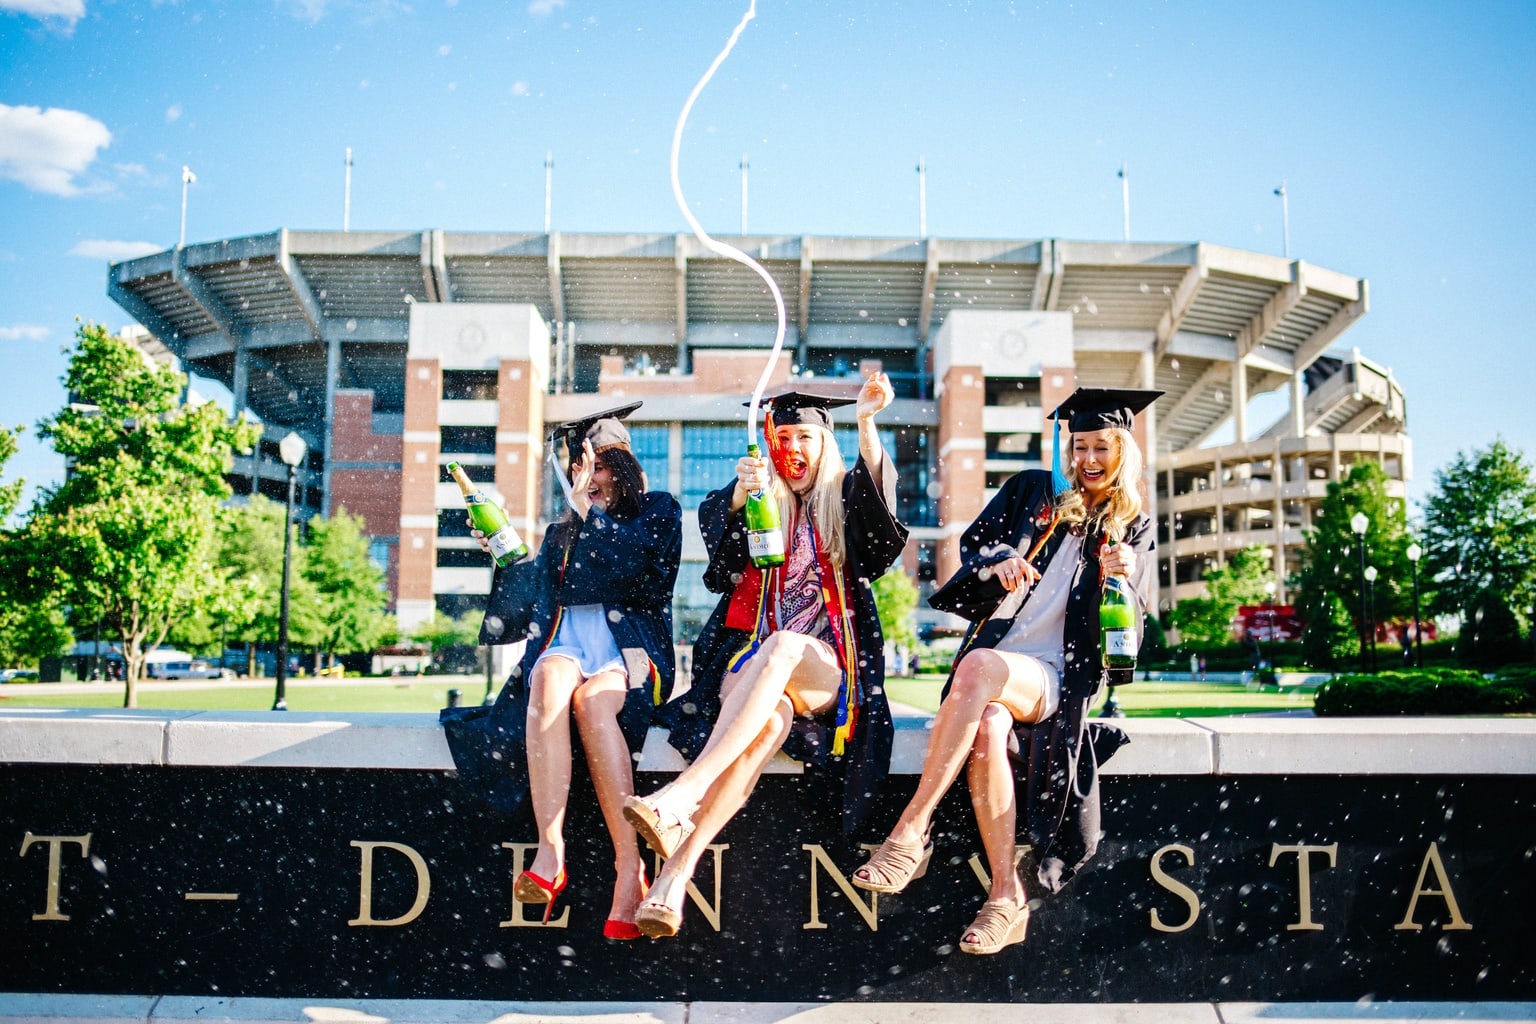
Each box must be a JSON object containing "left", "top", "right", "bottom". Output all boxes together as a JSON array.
[
  {"left": 959, "top": 898, "right": 1031, "bottom": 955},
  {"left": 635, "top": 896, "right": 684, "bottom": 939},
  {"left": 851, "top": 832, "right": 933, "bottom": 893}
]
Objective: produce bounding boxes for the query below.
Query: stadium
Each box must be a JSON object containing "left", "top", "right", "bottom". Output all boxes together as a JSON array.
[{"left": 106, "top": 229, "right": 1408, "bottom": 638}]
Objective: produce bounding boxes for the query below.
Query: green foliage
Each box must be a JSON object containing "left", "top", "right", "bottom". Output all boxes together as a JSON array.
[
  {"left": 1296, "top": 461, "right": 1414, "bottom": 651},
  {"left": 24, "top": 322, "right": 259, "bottom": 705},
  {"left": 1298, "top": 589, "right": 1360, "bottom": 672},
  {"left": 410, "top": 610, "right": 481, "bottom": 654},
  {"left": 1140, "top": 612, "right": 1169, "bottom": 665},
  {"left": 0, "top": 425, "right": 73, "bottom": 665},
  {"left": 872, "top": 565, "right": 920, "bottom": 652},
  {"left": 1169, "top": 545, "right": 1277, "bottom": 645},
  {"left": 1313, "top": 668, "right": 1534, "bottom": 716},
  {"left": 300, "top": 508, "right": 391, "bottom": 658},
  {"left": 1455, "top": 589, "right": 1527, "bottom": 669},
  {"left": 0, "top": 423, "right": 22, "bottom": 524},
  {"left": 1419, "top": 438, "right": 1536, "bottom": 640}
]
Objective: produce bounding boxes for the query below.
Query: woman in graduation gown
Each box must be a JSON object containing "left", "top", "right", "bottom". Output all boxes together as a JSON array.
[
  {"left": 622, "top": 373, "right": 908, "bottom": 939},
  {"left": 851, "top": 387, "right": 1161, "bottom": 955},
  {"left": 441, "top": 402, "right": 682, "bottom": 939}
]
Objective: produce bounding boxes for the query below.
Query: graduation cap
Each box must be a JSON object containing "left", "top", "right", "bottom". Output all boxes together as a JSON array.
[
  {"left": 747, "top": 386, "right": 857, "bottom": 430},
  {"left": 1046, "top": 387, "right": 1163, "bottom": 495},
  {"left": 548, "top": 401, "right": 643, "bottom": 457}
]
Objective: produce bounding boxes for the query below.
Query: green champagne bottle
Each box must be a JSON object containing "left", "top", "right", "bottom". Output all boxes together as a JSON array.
[
  {"left": 743, "top": 443, "right": 786, "bottom": 567},
  {"left": 1100, "top": 571, "right": 1139, "bottom": 675},
  {"left": 447, "top": 461, "right": 528, "bottom": 567}
]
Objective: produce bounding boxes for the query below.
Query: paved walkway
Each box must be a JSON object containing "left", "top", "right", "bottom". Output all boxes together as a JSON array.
[{"left": 1, "top": 996, "right": 1532, "bottom": 1023}]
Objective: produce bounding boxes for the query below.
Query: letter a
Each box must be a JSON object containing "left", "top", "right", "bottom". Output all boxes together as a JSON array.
[{"left": 1394, "top": 842, "right": 1472, "bottom": 931}]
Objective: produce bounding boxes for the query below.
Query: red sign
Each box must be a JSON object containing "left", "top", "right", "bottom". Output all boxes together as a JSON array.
[{"left": 1235, "top": 605, "right": 1304, "bottom": 642}]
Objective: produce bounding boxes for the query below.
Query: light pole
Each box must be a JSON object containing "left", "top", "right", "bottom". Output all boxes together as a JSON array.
[
  {"left": 179, "top": 166, "right": 196, "bottom": 247},
  {"left": 1274, "top": 180, "right": 1290, "bottom": 258},
  {"left": 1363, "top": 565, "right": 1379, "bottom": 673},
  {"left": 273, "top": 432, "right": 307, "bottom": 711},
  {"left": 1406, "top": 542, "right": 1424, "bottom": 668},
  {"left": 1262, "top": 579, "right": 1278, "bottom": 680},
  {"left": 1350, "top": 512, "right": 1370, "bottom": 673}
]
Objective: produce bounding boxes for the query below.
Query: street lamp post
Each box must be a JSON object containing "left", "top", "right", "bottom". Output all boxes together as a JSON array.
[
  {"left": 273, "top": 432, "right": 307, "bottom": 712},
  {"left": 1363, "top": 565, "right": 1379, "bottom": 673},
  {"left": 1350, "top": 512, "right": 1370, "bottom": 673},
  {"left": 1262, "top": 580, "right": 1278, "bottom": 682},
  {"left": 1406, "top": 542, "right": 1424, "bottom": 669}
]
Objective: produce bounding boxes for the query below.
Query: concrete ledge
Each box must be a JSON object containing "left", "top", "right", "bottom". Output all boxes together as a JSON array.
[
  {"left": 0, "top": 997, "right": 1530, "bottom": 1024},
  {"left": 1192, "top": 717, "right": 1536, "bottom": 775},
  {"left": 2, "top": 708, "right": 1534, "bottom": 775}
]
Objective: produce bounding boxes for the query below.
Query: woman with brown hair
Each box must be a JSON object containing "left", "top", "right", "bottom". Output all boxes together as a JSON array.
[{"left": 851, "top": 387, "right": 1161, "bottom": 955}]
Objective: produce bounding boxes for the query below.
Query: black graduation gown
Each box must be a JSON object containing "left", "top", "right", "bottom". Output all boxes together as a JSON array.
[
  {"left": 928, "top": 469, "right": 1154, "bottom": 893},
  {"left": 661, "top": 453, "right": 908, "bottom": 835},
  {"left": 440, "top": 490, "right": 683, "bottom": 816}
]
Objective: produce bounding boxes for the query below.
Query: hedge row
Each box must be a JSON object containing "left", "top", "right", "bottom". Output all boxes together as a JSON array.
[{"left": 1313, "top": 667, "right": 1536, "bottom": 716}]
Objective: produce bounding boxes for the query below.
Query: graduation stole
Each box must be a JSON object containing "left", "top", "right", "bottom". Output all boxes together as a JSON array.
[{"left": 724, "top": 511, "right": 861, "bottom": 755}]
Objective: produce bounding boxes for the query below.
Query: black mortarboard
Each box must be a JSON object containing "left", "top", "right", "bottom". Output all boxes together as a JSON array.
[
  {"left": 747, "top": 386, "right": 858, "bottom": 430},
  {"left": 549, "top": 401, "right": 642, "bottom": 456},
  {"left": 1049, "top": 387, "right": 1163, "bottom": 433}
]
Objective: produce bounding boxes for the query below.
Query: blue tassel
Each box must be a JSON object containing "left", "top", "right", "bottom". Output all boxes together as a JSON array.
[{"left": 1050, "top": 418, "right": 1071, "bottom": 497}]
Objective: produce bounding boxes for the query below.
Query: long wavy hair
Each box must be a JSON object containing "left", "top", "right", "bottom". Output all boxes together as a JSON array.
[
  {"left": 767, "top": 424, "right": 849, "bottom": 566},
  {"left": 1053, "top": 427, "right": 1144, "bottom": 543}
]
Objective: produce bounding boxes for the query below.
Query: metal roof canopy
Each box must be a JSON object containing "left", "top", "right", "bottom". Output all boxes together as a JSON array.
[{"left": 108, "top": 230, "right": 1368, "bottom": 445}]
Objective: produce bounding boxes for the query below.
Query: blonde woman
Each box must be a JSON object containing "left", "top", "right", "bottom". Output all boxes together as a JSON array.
[
  {"left": 852, "top": 387, "right": 1161, "bottom": 955},
  {"left": 623, "top": 373, "right": 907, "bottom": 938}
]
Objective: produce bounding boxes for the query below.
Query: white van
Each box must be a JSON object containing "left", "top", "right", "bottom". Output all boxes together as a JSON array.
[{"left": 144, "top": 650, "right": 233, "bottom": 680}]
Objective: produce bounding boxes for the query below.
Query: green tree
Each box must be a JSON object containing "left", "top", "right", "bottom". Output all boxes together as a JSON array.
[
  {"left": 301, "top": 508, "right": 391, "bottom": 668},
  {"left": 872, "top": 565, "right": 920, "bottom": 654},
  {"left": 1169, "top": 545, "right": 1277, "bottom": 645},
  {"left": 1419, "top": 438, "right": 1536, "bottom": 643},
  {"left": 1295, "top": 461, "right": 1413, "bottom": 656},
  {"left": 24, "top": 322, "right": 258, "bottom": 705},
  {"left": 410, "top": 610, "right": 481, "bottom": 662},
  {"left": 0, "top": 424, "right": 73, "bottom": 666}
]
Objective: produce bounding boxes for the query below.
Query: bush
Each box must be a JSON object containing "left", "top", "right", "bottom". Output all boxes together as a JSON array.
[{"left": 1313, "top": 668, "right": 1535, "bottom": 716}]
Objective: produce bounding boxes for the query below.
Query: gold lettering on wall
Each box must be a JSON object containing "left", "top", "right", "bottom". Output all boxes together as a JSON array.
[
  {"left": 802, "top": 844, "right": 878, "bottom": 931},
  {"left": 1394, "top": 842, "right": 1473, "bottom": 932},
  {"left": 1268, "top": 843, "right": 1337, "bottom": 932},
  {"left": 499, "top": 842, "right": 571, "bottom": 929},
  {"left": 671, "top": 844, "right": 729, "bottom": 933},
  {"left": 19, "top": 831, "right": 91, "bottom": 922},
  {"left": 348, "top": 840, "right": 431, "bottom": 927},
  {"left": 1149, "top": 843, "right": 1201, "bottom": 933},
  {"left": 965, "top": 848, "right": 1029, "bottom": 891}
]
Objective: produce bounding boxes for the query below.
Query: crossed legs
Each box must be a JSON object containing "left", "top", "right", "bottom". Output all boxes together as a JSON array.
[{"left": 631, "top": 631, "right": 841, "bottom": 935}]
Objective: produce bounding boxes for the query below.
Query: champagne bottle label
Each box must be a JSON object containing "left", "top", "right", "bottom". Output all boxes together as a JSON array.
[
  {"left": 485, "top": 525, "right": 525, "bottom": 564},
  {"left": 1103, "top": 627, "right": 1138, "bottom": 659},
  {"left": 748, "top": 526, "right": 786, "bottom": 561}
]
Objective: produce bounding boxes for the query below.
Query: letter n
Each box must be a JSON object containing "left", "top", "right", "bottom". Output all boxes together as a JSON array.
[{"left": 802, "top": 844, "right": 879, "bottom": 931}]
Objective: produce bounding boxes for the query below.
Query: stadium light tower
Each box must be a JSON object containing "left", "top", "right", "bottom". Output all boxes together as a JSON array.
[
  {"left": 1119, "top": 163, "right": 1130, "bottom": 242},
  {"left": 179, "top": 166, "right": 196, "bottom": 247},
  {"left": 1274, "top": 181, "right": 1290, "bottom": 257}
]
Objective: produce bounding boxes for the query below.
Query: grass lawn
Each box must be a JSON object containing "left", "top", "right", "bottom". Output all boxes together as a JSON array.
[{"left": 2, "top": 675, "right": 1312, "bottom": 716}]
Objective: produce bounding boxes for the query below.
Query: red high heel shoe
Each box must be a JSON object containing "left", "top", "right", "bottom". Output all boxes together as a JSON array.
[
  {"left": 514, "top": 867, "right": 568, "bottom": 924},
  {"left": 602, "top": 866, "right": 650, "bottom": 941}
]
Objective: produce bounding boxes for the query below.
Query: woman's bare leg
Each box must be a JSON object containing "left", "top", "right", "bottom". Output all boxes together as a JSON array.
[
  {"left": 648, "top": 632, "right": 841, "bottom": 813},
  {"left": 524, "top": 655, "right": 582, "bottom": 883},
  {"left": 866, "top": 649, "right": 1047, "bottom": 852},
  {"left": 573, "top": 669, "right": 648, "bottom": 924},
  {"left": 967, "top": 702, "right": 1026, "bottom": 905}
]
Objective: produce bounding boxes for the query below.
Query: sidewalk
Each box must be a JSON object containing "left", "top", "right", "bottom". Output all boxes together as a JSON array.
[{"left": 1, "top": 996, "right": 1532, "bottom": 1023}]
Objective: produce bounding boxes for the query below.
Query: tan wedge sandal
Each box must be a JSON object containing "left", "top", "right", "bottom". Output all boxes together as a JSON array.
[
  {"left": 959, "top": 898, "right": 1031, "bottom": 955},
  {"left": 851, "top": 831, "right": 933, "bottom": 893}
]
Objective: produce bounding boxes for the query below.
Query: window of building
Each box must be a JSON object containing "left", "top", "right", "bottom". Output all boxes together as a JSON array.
[
  {"left": 440, "top": 425, "right": 497, "bottom": 455},
  {"left": 442, "top": 461, "right": 495, "bottom": 485},
  {"left": 438, "top": 509, "right": 475, "bottom": 537},
  {"left": 984, "top": 377, "right": 1040, "bottom": 408},
  {"left": 441, "top": 369, "right": 499, "bottom": 401},
  {"left": 368, "top": 538, "right": 392, "bottom": 572},
  {"left": 437, "top": 546, "right": 492, "bottom": 569},
  {"left": 682, "top": 424, "right": 741, "bottom": 510}
]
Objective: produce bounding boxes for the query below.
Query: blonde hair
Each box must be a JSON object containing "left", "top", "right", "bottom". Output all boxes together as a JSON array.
[
  {"left": 768, "top": 425, "right": 849, "bottom": 565},
  {"left": 1053, "top": 427, "right": 1144, "bottom": 543}
]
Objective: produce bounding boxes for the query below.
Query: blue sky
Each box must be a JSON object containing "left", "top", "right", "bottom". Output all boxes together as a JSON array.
[{"left": 2, "top": 0, "right": 1533, "bottom": 517}]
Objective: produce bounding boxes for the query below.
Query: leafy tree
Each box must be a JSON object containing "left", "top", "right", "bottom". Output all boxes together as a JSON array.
[
  {"left": 872, "top": 565, "right": 920, "bottom": 653},
  {"left": 410, "top": 610, "right": 481, "bottom": 658},
  {"left": 301, "top": 508, "right": 391, "bottom": 667},
  {"left": 24, "top": 322, "right": 258, "bottom": 705},
  {"left": 1456, "top": 589, "right": 1526, "bottom": 669},
  {"left": 1298, "top": 589, "right": 1360, "bottom": 672},
  {"left": 0, "top": 424, "right": 73, "bottom": 666},
  {"left": 1419, "top": 438, "right": 1536, "bottom": 644},
  {"left": 1169, "top": 545, "right": 1277, "bottom": 645},
  {"left": 1295, "top": 461, "right": 1413, "bottom": 656}
]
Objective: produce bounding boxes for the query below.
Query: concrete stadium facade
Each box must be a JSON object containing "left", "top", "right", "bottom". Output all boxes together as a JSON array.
[{"left": 107, "top": 229, "right": 1407, "bottom": 637}]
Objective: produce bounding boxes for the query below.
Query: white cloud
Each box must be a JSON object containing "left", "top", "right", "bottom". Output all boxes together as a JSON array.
[
  {"left": 69, "top": 239, "right": 161, "bottom": 262},
  {"left": 0, "top": 103, "right": 111, "bottom": 197},
  {"left": 511, "top": 81, "right": 530, "bottom": 97},
  {"left": 0, "top": 324, "right": 51, "bottom": 342},
  {"left": 527, "top": 0, "right": 564, "bottom": 14},
  {"left": 0, "top": 0, "right": 85, "bottom": 28},
  {"left": 165, "top": 103, "right": 182, "bottom": 123}
]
